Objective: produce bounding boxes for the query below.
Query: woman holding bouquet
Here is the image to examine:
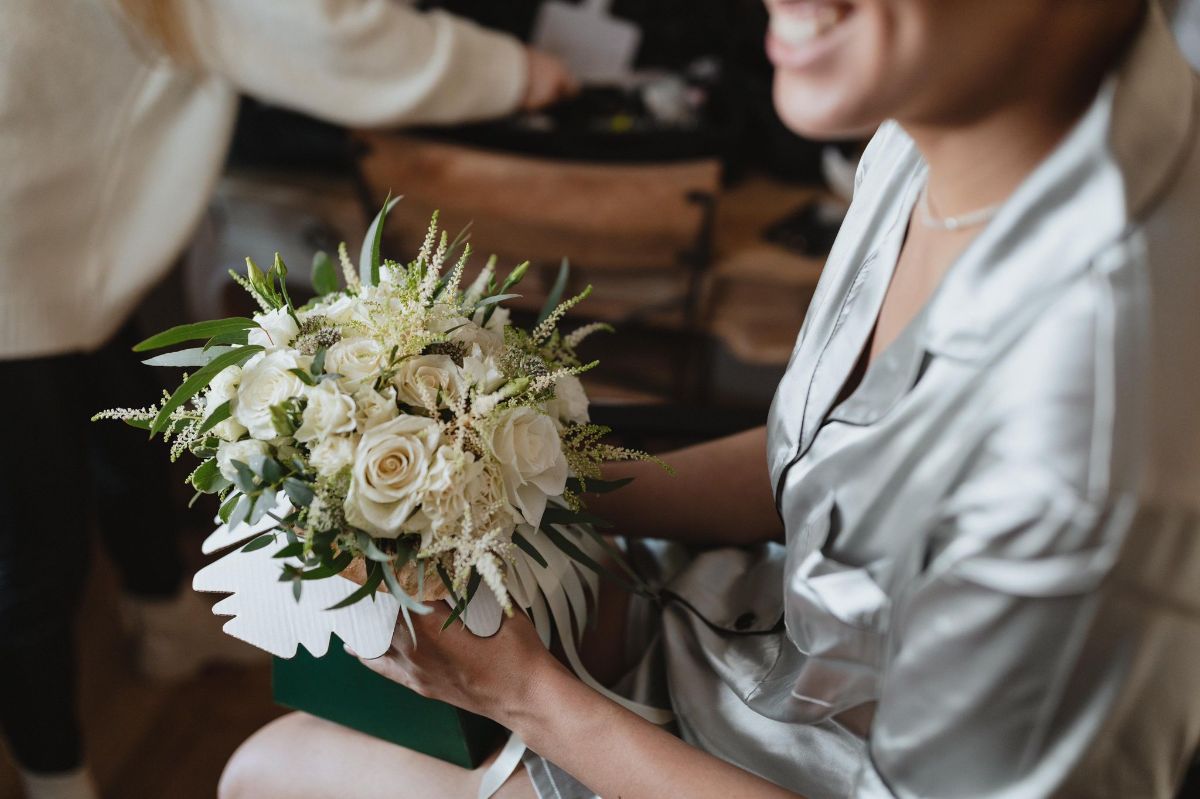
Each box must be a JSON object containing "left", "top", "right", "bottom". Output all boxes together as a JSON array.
[{"left": 223, "top": 0, "right": 1200, "bottom": 797}]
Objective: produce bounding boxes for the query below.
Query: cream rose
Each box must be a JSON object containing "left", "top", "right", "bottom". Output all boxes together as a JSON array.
[
  {"left": 544, "top": 375, "right": 590, "bottom": 425},
  {"left": 354, "top": 385, "right": 400, "bottom": 429},
  {"left": 233, "top": 351, "right": 307, "bottom": 440},
  {"left": 248, "top": 307, "right": 299, "bottom": 350},
  {"left": 203, "top": 364, "right": 247, "bottom": 441},
  {"left": 485, "top": 407, "right": 568, "bottom": 529},
  {"left": 216, "top": 438, "right": 271, "bottom": 482},
  {"left": 325, "top": 337, "right": 384, "bottom": 385},
  {"left": 392, "top": 354, "right": 464, "bottom": 410},
  {"left": 345, "top": 415, "right": 442, "bottom": 537},
  {"left": 308, "top": 435, "right": 356, "bottom": 476},
  {"left": 295, "top": 380, "right": 356, "bottom": 443}
]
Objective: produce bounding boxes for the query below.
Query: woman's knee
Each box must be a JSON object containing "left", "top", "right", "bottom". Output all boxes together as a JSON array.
[{"left": 218, "top": 713, "right": 309, "bottom": 799}]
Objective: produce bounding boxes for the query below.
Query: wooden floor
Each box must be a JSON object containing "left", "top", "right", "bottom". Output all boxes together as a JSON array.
[{"left": 0, "top": 542, "right": 285, "bottom": 799}]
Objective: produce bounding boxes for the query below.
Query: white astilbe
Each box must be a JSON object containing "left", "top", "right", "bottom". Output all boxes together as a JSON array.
[
  {"left": 338, "top": 242, "right": 359, "bottom": 290},
  {"left": 527, "top": 362, "right": 598, "bottom": 397},
  {"left": 532, "top": 285, "right": 593, "bottom": 345},
  {"left": 564, "top": 322, "right": 613, "bottom": 350},
  {"left": 440, "top": 243, "right": 471, "bottom": 301}
]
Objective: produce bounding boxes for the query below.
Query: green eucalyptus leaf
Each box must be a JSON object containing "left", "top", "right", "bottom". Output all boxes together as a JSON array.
[
  {"left": 218, "top": 492, "right": 241, "bottom": 524},
  {"left": 229, "top": 494, "right": 252, "bottom": 528},
  {"left": 197, "top": 401, "right": 232, "bottom": 436},
  {"left": 282, "top": 477, "right": 315, "bottom": 507},
  {"left": 204, "top": 328, "right": 251, "bottom": 348},
  {"left": 133, "top": 318, "right": 257, "bottom": 352},
  {"left": 231, "top": 460, "right": 258, "bottom": 494},
  {"left": 360, "top": 194, "right": 403, "bottom": 287},
  {"left": 190, "top": 458, "right": 220, "bottom": 492},
  {"left": 565, "top": 477, "right": 634, "bottom": 495},
  {"left": 474, "top": 293, "right": 520, "bottom": 311},
  {"left": 240, "top": 533, "right": 276, "bottom": 553},
  {"left": 142, "top": 346, "right": 234, "bottom": 367},
  {"left": 311, "top": 251, "right": 339, "bottom": 296},
  {"left": 327, "top": 562, "right": 384, "bottom": 610},
  {"left": 536, "top": 258, "right": 570, "bottom": 327}
]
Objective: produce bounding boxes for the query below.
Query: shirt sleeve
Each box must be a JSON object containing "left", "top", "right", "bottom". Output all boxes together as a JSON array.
[{"left": 176, "top": 0, "right": 528, "bottom": 127}]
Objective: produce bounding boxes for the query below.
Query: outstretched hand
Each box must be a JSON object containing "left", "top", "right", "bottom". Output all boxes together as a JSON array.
[{"left": 352, "top": 602, "right": 566, "bottom": 725}]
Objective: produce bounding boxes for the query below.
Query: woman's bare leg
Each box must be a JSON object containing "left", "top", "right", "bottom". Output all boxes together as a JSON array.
[{"left": 218, "top": 712, "right": 535, "bottom": 799}]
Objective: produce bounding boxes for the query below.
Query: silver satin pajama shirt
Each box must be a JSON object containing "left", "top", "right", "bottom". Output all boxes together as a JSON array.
[{"left": 524, "top": 7, "right": 1200, "bottom": 797}]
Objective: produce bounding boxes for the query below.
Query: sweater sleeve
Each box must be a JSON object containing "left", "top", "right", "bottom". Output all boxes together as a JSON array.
[{"left": 176, "top": 0, "right": 528, "bottom": 127}]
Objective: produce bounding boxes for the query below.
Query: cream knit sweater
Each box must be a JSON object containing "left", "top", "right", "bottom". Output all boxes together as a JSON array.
[{"left": 0, "top": 0, "right": 527, "bottom": 358}]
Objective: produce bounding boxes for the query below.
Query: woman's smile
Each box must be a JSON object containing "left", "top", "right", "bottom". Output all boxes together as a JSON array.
[{"left": 765, "top": 0, "right": 857, "bottom": 70}]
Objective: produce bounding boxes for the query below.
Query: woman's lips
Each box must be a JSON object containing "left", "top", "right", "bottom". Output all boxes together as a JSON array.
[{"left": 766, "top": 1, "right": 854, "bottom": 69}]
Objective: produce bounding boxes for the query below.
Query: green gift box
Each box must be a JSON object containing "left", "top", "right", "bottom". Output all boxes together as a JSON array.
[{"left": 272, "top": 635, "right": 505, "bottom": 768}]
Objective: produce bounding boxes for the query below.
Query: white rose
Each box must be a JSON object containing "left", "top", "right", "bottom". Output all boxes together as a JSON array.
[
  {"left": 485, "top": 407, "right": 568, "bottom": 529},
  {"left": 354, "top": 385, "right": 400, "bottom": 429},
  {"left": 325, "top": 337, "right": 384, "bottom": 385},
  {"left": 203, "top": 364, "right": 247, "bottom": 441},
  {"left": 306, "top": 295, "right": 368, "bottom": 327},
  {"left": 544, "top": 375, "right": 590, "bottom": 425},
  {"left": 308, "top": 435, "right": 356, "bottom": 477},
  {"left": 392, "top": 354, "right": 464, "bottom": 410},
  {"left": 216, "top": 438, "right": 271, "bottom": 482},
  {"left": 295, "top": 380, "right": 356, "bottom": 443},
  {"left": 248, "top": 307, "right": 300, "bottom": 350},
  {"left": 345, "top": 414, "right": 442, "bottom": 537},
  {"left": 233, "top": 351, "right": 307, "bottom": 440}
]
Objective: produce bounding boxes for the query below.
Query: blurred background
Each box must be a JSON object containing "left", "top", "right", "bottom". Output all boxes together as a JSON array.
[{"left": 1, "top": 1, "right": 1197, "bottom": 797}]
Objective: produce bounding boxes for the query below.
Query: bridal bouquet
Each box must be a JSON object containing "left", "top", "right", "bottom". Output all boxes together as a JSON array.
[{"left": 96, "top": 199, "right": 660, "bottom": 636}]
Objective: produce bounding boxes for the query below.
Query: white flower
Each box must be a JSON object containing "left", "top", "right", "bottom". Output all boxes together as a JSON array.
[
  {"left": 305, "top": 295, "right": 369, "bottom": 327},
  {"left": 462, "top": 349, "right": 506, "bottom": 395},
  {"left": 203, "top": 364, "right": 247, "bottom": 441},
  {"left": 354, "top": 385, "right": 400, "bottom": 429},
  {"left": 295, "top": 380, "right": 356, "bottom": 443},
  {"left": 216, "top": 438, "right": 271, "bottom": 482},
  {"left": 485, "top": 407, "right": 568, "bottom": 529},
  {"left": 248, "top": 307, "right": 299, "bottom": 350},
  {"left": 325, "top": 337, "right": 384, "bottom": 386},
  {"left": 544, "top": 375, "right": 590, "bottom": 425},
  {"left": 308, "top": 435, "right": 356, "bottom": 477},
  {"left": 345, "top": 414, "right": 442, "bottom": 537},
  {"left": 451, "top": 315, "right": 505, "bottom": 356},
  {"left": 392, "top": 354, "right": 464, "bottom": 410},
  {"left": 233, "top": 351, "right": 307, "bottom": 440}
]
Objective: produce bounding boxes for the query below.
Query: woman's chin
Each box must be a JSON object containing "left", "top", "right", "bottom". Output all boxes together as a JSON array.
[{"left": 772, "top": 77, "right": 880, "bottom": 141}]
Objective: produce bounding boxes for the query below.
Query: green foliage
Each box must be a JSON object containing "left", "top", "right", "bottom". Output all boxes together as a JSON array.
[
  {"left": 311, "top": 251, "right": 339, "bottom": 296},
  {"left": 133, "top": 318, "right": 256, "bottom": 352},
  {"left": 150, "top": 345, "right": 263, "bottom": 435}
]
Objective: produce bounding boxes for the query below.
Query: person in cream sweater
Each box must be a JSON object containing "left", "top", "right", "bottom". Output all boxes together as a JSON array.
[{"left": 0, "top": 1, "right": 574, "bottom": 797}]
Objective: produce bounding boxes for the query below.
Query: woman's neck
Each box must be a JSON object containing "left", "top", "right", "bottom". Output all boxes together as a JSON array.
[{"left": 902, "top": 2, "right": 1145, "bottom": 217}]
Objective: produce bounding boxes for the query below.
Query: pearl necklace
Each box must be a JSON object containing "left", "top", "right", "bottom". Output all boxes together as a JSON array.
[{"left": 917, "top": 186, "right": 1001, "bottom": 232}]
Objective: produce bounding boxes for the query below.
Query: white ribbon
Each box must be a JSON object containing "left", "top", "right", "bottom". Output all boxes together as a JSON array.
[{"left": 476, "top": 524, "right": 672, "bottom": 798}]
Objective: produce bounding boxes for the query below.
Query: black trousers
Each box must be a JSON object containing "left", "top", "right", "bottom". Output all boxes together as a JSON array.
[{"left": 0, "top": 325, "right": 184, "bottom": 773}]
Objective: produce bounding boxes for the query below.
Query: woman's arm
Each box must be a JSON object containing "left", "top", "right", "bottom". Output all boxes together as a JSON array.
[
  {"left": 510, "top": 654, "right": 801, "bottom": 799},
  {"left": 355, "top": 608, "right": 803, "bottom": 799},
  {"left": 587, "top": 425, "right": 783, "bottom": 547},
  {"left": 174, "top": 0, "right": 573, "bottom": 126}
]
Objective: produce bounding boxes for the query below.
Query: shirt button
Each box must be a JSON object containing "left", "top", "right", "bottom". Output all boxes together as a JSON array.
[{"left": 734, "top": 612, "right": 756, "bottom": 631}]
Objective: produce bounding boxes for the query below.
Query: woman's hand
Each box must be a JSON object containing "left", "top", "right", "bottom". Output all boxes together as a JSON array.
[
  {"left": 521, "top": 48, "right": 579, "bottom": 111},
  {"left": 352, "top": 603, "right": 566, "bottom": 725}
]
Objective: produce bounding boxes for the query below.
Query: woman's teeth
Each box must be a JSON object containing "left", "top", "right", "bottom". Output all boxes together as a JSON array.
[{"left": 769, "top": 5, "right": 848, "bottom": 46}]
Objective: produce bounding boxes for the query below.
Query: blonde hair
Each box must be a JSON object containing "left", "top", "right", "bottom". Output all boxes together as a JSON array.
[{"left": 114, "top": 0, "right": 194, "bottom": 63}]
